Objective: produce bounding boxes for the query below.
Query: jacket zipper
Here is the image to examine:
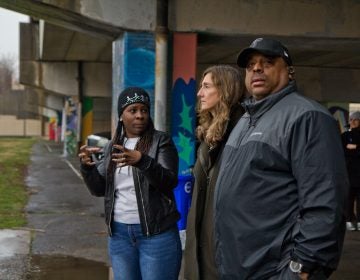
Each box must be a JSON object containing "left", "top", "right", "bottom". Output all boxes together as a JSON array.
[
  {"left": 107, "top": 172, "right": 116, "bottom": 236},
  {"left": 162, "top": 193, "right": 172, "bottom": 204},
  {"left": 136, "top": 170, "right": 150, "bottom": 236},
  {"left": 245, "top": 105, "right": 254, "bottom": 128}
]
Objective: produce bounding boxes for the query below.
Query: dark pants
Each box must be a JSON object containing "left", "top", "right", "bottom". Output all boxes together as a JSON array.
[{"left": 347, "top": 188, "right": 360, "bottom": 222}]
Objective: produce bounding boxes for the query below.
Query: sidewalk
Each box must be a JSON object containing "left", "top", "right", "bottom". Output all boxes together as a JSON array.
[
  {"left": 0, "top": 139, "right": 109, "bottom": 280},
  {"left": 332, "top": 231, "right": 360, "bottom": 280}
]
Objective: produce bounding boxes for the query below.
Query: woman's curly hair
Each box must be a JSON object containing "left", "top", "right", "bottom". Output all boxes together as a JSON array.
[{"left": 196, "top": 65, "right": 245, "bottom": 147}]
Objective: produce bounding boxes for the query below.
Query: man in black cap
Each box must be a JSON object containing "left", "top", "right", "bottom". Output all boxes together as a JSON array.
[{"left": 213, "top": 38, "right": 348, "bottom": 279}]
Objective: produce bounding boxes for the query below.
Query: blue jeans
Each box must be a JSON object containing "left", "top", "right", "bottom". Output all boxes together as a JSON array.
[{"left": 108, "top": 222, "right": 182, "bottom": 280}]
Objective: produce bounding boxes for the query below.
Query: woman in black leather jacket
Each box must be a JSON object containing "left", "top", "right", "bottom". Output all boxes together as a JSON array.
[{"left": 79, "top": 87, "right": 181, "bottom": 280}]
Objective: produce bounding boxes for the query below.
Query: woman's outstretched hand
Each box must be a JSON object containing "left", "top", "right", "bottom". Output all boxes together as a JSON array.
[
  {"left": 111, "top": 144, "right": 142, "bottom": 167},
  {"left": 78, "top": 145, "right": 101, "bottom": 166}
]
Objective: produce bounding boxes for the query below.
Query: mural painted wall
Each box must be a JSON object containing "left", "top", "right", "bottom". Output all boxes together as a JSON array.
[
  {"left": 113, "top": 32, "right": 155, "bottom": 132},
  {"left": 325, "top": 102, "right": 349, "bottom": 134},
  {"left": 171, "top": 33, "right": 197, "bottom": 176},
  {"left": 171, "top": 78, "right": 196, "bottom": 176},
  {"left": 63, "top": 97, "right": 80, "bottom": 156},
  {"left": 81, "top": 96, "right": 93, "bottom": 145},
  {"left": 171, "top": 33, "right": 197, "bottom": 232}
]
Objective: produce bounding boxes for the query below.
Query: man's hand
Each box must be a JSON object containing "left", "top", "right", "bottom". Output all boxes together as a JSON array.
[
  {"left": 299, "top": 272, "right": 309, "bottom": 280},
  {"left": 346, "top": 143, "right": 357, "bottom": 150}
]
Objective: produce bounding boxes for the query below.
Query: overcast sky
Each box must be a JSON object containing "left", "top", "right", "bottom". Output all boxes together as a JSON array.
[{"left": 0, "top": 7, "right": 29, "bottom": 58}]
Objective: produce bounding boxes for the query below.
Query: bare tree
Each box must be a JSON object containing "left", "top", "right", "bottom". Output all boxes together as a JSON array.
[{"left": 0, "top": 54, "right": 16, "bottom": 94}]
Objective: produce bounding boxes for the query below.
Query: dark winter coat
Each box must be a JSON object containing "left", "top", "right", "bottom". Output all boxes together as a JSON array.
[
  {"left": 342, "top": 127, "right": 360, "bottom": 189},
  {"left": 80, "top": 130, "right": 180, "bottom": 236},
  {"left": 214, "top": 81, "right": 348, "bottom": 279},
  {"left": 184, "top": 109, "right": 243, "bottom": 280}
]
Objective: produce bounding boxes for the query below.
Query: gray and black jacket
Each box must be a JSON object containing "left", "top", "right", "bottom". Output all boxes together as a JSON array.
[
  {"left": 214, "top": 81, "right": 348, "bottom": 279},
  {"left": 81, "top": 130, "right": 180, "bottom": 236}
]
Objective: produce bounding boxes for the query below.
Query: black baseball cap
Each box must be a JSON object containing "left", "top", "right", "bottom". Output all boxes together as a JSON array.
[{"left": 237, "top": 38, "right": 293, "bottom": 67}]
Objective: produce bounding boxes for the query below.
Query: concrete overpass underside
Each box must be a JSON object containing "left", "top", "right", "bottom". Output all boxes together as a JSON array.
[{"left": 0, "top": 0, "right": 359, "bottom": 138}]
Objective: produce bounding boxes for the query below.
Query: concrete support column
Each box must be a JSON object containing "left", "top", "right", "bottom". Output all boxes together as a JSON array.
[
  {"left": 154, "top": 0, "right": 169, "bottom": 132},
  {"left": 155, "top": 29, "right": 168, "bottom": 132},
  {"left": 112, "top": 32, "right": 155, "bottom": 135},
  {"left": 171, "top": 33, "right": 197, "bottom": 176}
]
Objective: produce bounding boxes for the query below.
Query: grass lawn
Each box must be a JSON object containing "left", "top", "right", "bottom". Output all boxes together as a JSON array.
[{"left": 0, "top": 137, "right": 36, "bottom": 229}]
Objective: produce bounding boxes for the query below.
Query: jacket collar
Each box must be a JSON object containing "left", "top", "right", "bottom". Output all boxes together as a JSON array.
[
  {"left": 242, "top": 80, "right": 297, "bottom": 126},
  {"left": 198, "top": 106, "right": 244, "bottom": 171}
]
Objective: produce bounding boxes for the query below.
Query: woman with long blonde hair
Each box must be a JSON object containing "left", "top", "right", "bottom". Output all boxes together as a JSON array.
[{"left": 184, "top": 65, "right": 245, "bottom": 279}]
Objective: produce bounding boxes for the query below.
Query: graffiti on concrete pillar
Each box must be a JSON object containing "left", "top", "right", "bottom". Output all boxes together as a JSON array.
[
  {"left": 171, "top": 78, "right": 196, "bottom": 176},
  {"left": 171, "top": 33, "right": 197, "bottom": 176},
  {"left": 63, "top": 97, "right": 79, "bottom": 156},
  {"left": 113, "top": 32, "right": 155, "bottom": 124},
  {"left": 81, "top": 96, "right": 93, "bottom": 145},
  {"left": 328, "top": 105, "right": 349, "bottom": 133}
]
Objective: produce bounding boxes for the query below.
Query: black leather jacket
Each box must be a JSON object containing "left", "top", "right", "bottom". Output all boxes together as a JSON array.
[{"left": 80, "top": 130, "right": 180, "bottom": 236}]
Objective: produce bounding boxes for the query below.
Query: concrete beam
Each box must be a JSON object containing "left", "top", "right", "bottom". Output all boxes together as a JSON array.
[
  {"left": 20, "top": 61, "right": 111, "bottom": 98},
  {"left": 92, "top": 97, "right": 111, "bottom": 134},
  {"left": 20, "top": 61, "right": 78, "bottom": 96},
  {"left": 20, "top": 22, "right": 39, "bottom": 61},
  {"left": 0, "top": 0, "right": 121, "bottom": 39},
  {"left": 170, "top": 0, "right": 360, "bottom": 38},
  {"left": 44, "top": 92, "right": 64, "bottom": 111},
  {"left": 83, "top": 63, "right": 111, "bottom": 97},
  {"left": 297, "top": 67, "right": 360, "bottom": 103},
  {"left": 0, "top": 0, "right": 156, "bottom": 39},
  {"left": 39, "top": 21, "right": 112, "bottom": 62}
]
